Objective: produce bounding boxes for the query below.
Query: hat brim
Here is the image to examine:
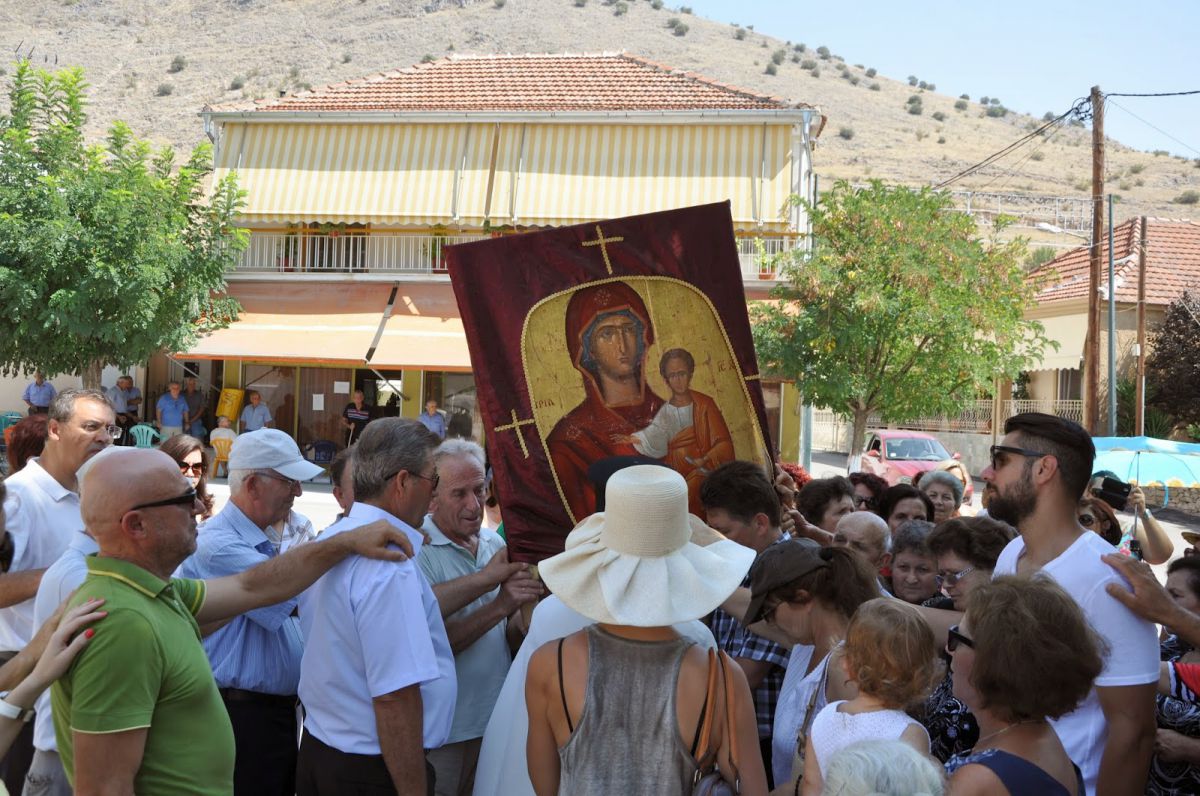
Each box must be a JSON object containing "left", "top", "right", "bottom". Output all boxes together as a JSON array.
[
  {"left": 274, "top": 459, "right": 326, "bottom": 482},
  {"left": 1183, "top": 531, "right": 1200, "bottom": 545},
  {"left": 540, "top": 514, "right": 755, "bottom": 627}
]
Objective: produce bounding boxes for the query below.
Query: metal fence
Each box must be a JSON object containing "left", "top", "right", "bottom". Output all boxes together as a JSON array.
[
  {"left": 1001, "top": 399, "right": 1085, "bottom": 425},
  {"left": 235, "top": 232, "right": 801, "bottom": 277}
]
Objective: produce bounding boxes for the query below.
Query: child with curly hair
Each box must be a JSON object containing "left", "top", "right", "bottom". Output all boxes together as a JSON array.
[{"left": 800, "top": 598, "right": 939, "bottom": 796}]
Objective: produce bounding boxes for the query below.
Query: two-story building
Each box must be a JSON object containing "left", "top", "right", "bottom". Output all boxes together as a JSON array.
[{"left": 163, "top": 53, "right": 824, "bottom": 456}]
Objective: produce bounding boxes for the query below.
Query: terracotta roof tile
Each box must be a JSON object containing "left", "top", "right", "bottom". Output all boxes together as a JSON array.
[
  {"left": 206, "top": 53, "right": 812, "bottom": 114},
  {"left": 1028, "top": 217, "right": 1200, "bottom": 306}
]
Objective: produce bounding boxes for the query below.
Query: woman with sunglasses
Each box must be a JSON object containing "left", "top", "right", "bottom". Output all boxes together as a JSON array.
[
  {"left": 848, "top": 472, "right": 888, "bottom": 514},
  {"left": 159, "top": 434, "right": 215, "bottom": 520},
  {"left": 919, "top": 516, "right": 1016, "bottom": 762},
  {"left": 944, "top": 576, "right": 1102, "bottom": 795}
]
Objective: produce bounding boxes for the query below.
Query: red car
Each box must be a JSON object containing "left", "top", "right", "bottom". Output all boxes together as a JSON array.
[{"left": 861, "top": 430, "right": 974, "bottom": 502}]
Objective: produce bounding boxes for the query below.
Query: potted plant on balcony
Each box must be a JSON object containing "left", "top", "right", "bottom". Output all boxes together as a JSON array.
[{"left": 277, "top": 224, "right": 299, "bottom": 272}]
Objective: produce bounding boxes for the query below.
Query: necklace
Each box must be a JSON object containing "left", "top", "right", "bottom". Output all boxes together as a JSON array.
[{"left": 972, "top": 719, "right": 1041, "bottom": 751}]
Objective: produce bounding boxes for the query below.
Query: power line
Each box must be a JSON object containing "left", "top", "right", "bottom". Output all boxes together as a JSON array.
[
  {"left": 1106, "top": 90, "right": 1200, "bottom": 98},
  {"left": 932, "top": 97, "right": 1090, "bottom": 190},
  {"left": 978, "top": 115, "right": 1069, "bottom": 193},
  {"left": 1106, "top": 97, "right": 1200, "bottom": 157}
]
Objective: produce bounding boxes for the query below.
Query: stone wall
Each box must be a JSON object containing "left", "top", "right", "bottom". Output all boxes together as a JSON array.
[{"left": 1141, "top": 486, "right": 1200, "bottom": 517}]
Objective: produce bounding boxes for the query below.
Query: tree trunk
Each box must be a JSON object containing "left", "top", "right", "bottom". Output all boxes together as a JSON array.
[
  {"left": 846, "top": 407, "right": 871, "bottom": 472},
  {"left": 81, "top": 360, "right": 104, "bottom": 389}
]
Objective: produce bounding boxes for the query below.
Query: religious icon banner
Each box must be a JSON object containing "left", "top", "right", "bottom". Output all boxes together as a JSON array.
[{"left": 447, "top": 202, "right": 774, "bottom": 563}]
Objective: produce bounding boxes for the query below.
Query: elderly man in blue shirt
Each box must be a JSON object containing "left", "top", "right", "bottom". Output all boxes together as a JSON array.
[
  {"left": 22, "top": 372, "right": 56, "bottom": 415},
  {"left": 155, "top": 381, "right": 189, "bottom": 438},
  {"left": 179, "top": 429, "right": 323, "bottom": 796},
  {"left": 418, "top": 399, "right": 447, "bottom": 440}
]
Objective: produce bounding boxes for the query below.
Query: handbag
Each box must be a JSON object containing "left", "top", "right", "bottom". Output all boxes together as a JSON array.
[
  {"left": 691, "top": 649, "right": 742, "bottom": 795},
  {"left": 787, "top": 655, "right": 830, "bottom": 796}
]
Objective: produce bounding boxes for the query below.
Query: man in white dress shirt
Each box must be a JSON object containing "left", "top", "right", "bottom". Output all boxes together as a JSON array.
[{"left": 296, "top": 418, "right": 456, "bottom": 796}]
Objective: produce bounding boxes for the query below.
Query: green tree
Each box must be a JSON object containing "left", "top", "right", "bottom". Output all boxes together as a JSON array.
[
  {"left": 752, "top": 181, "right": 1050, "bottom": 460},
  {"left": 1146, "top": 291, "right": 1200, "bottom": 427},
  {"left": 0, "top": 61, "right": 246, "bottom": 386}
]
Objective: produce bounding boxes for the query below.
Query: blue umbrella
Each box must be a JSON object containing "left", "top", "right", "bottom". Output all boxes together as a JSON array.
[{"left": 1092, "top": 436, "right": 1200, "bottom": 489}]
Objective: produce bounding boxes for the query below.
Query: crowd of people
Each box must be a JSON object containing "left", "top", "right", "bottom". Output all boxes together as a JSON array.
[{"left": 0, "top": 390, "right": 1199, "bottom": 795}]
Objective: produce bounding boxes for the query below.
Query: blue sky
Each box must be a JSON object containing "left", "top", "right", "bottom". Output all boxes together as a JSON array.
[{"left": 683, "top": 0, "right": 1200, "bottom": 157}]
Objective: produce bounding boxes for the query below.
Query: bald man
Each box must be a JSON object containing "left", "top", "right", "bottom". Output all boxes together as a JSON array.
[
  {"left": 831, "top": 512, "right": 893, "bottom": 595},
  {"left": 49, "top": 449, "right": 416, "bottom": 796}
]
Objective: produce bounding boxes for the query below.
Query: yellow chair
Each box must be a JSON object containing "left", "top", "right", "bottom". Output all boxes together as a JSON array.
[{"left": 210, "top": 438, "right": 233, "bottom": 478}]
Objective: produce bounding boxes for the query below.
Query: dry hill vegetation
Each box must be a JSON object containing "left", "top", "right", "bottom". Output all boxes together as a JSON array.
[{"left": 2, "top": 0, "right": 1198, "bottom": 222}]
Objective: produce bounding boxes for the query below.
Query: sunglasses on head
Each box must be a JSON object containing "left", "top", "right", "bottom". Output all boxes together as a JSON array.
[{"left": 947, "top": 624, "right": 975, "bottom": 653}]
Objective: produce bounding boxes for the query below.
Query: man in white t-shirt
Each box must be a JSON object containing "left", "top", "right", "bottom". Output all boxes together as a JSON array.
[{"left": 983, "top": 412, "right": 1157, "bottom": 796}]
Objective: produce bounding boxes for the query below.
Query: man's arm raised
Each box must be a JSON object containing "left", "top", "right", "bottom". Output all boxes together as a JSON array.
[{"left": 196, "top": 520, "right": 413, "bottom": 624}]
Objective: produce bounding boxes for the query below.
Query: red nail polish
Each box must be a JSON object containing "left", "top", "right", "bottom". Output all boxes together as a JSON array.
[{"left": 85, "top": 628, "right": 95, "bottom": 638}]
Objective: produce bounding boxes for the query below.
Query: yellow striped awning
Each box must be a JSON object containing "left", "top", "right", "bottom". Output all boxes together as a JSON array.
[{"left": 213, "top": 121, "right": 795, "bottom": 230}]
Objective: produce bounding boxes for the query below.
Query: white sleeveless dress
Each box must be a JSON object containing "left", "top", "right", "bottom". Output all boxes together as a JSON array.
[{"left": 810, "top": 700, "right": 927, "bottom": 775}]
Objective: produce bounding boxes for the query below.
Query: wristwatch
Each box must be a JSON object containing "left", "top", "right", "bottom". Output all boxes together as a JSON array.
[{"left": 0, "top": 693, "right": 33, "bottom": 723}]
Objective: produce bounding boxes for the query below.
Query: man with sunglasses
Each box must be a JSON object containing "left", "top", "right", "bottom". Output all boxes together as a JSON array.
[
  {"left": 0, "top": 389, "right": 116, "bottom": 794},
  {"left": 49, "top": 446, "right": 413, "bottom": 796},
  {"left": 296, "top": 418, "right": 456, "bottom": 796},
  {"left": 176, "top": 429, "right": 324, "bottom": 796},
  {"left": 983, "top": 412, "right": 1157, "bottom": 796}
]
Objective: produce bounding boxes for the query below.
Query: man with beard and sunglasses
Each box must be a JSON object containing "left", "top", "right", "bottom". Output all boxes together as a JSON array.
[{"left": 982, "top": 412, "right": 1157, "bottom": 796}]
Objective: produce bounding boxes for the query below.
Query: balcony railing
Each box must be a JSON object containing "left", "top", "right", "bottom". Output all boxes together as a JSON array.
[{"left": 233, "top": 232, "right": 803, "bottom": 279}]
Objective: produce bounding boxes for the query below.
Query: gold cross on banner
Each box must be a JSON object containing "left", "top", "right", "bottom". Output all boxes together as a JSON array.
[
  {"left": 581, "top": 225, "right": 624, "bottom": 275},
  {"left": 493, "top": 409, "right": 537, "bottom": 459}
]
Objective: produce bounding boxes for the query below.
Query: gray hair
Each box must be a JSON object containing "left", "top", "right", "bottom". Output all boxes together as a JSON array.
[
  {"left": 432, "top": 438, "right": 485, "bottom": 469},
  {"left": 892, "top": 519, "right": 936, "bottom": 558},
  {"left": 823, "top": 740, "right": 945, "bottom": 796},
  {"left": 353, "top": 418, "right": 439, "bottom": 501},
  {"left": 920, "top": 469, "right": 964, "bottom": 506},
  {"left": 227, "top": 469, "right": 253, "bottom": 495},
  {"left": 49, "top": 389, "right": 114, "bottom": 423}
]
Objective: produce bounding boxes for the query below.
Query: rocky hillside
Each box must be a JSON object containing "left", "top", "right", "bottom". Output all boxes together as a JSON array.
[{"left": 2, "top": 0, "right": 1197, "bottom": 224}]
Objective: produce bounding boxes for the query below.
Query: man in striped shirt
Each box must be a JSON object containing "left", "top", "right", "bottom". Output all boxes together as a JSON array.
[{"left": 179, "top": 429, "right": 323, "bottom": 796}]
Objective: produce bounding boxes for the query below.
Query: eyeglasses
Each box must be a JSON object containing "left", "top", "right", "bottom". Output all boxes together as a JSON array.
[
  {"left": 937, "top": 566, "right": 976, "bottom": 586},
  {"left": 947, "top": 624, "right": 975, "bottom": 652},
  {"left": 760, "top": 599, "right": 783, "bottom": 624},
  {"left": 989, "top": 444, "right": 1048, "bottom": 470},
  {"left": 384, "top": 468, "right": 440, "bottom": 490},
  {"left": 853, "top": 495, "right": 876, "bottom": 510},
  {"left": 179, "top": 462, "right": 205, "bottom": 476},
  {"left": 130, "top": 488, "right": 198, "bottom": 511},
  {"left": 81, "top": 422, "right": 123, "bottom": 439},
  {"left": 255, "top": 470, "right": 300, "bottom": 490},
  {"left": 1078, "top": 513, "right": 1096, "bottom": 528}
]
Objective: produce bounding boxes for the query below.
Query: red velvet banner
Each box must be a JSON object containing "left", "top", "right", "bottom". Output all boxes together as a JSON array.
[{"left": 447, "top": 202, "right": 774, "bottom": 563}]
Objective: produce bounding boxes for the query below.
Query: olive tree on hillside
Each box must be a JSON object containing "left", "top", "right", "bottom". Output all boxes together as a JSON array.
[
  {"left": 1146, "top": 291, "right": 1200, "bottom": 428},
  {"left": 753, "top": 180, "right": 1050, "bottom": 463},
  {"left": 0, "top": 61, "right": 245, "bottom": 386}
]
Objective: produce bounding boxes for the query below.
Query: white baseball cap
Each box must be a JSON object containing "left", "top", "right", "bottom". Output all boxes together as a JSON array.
[{"left": 228, "top": 429, "right": 324, "bottom": 482}]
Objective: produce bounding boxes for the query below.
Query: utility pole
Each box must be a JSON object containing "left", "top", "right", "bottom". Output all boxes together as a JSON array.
[
  {"left": 1085, "top": 86, "right": 1105, "bottom": 434},
  {"left": 1135, "top": 216, "right": 1148, "bottom": 435}
]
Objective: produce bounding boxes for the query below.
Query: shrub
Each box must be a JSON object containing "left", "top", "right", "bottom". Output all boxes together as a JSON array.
[
  {"left": 954, "top": 99, "right": 968, "bottom": 111},
  {"left": 1153, "top": 149, "right": 1169, "bottom": 157},
  {"left": 849, "top": 75, "right": 860, "bottom": 86},
  {"left": 817, "top": 45, "right": 831, "bottom": 59},
  {"left": 772, "top": 49, "right": 787, "bottom": 65},
  {"left": 341, "top": 52, "right": 352, "bottom": 63},
  {"left": 795, "top": 43, "right": 806, "bottom": 52},
  {"left": 155, "top": 82, "right": 174, "bottom": 96},
  {"left": 1129, "top": 163, "right": 1145, "bottom": 174},
  {"left": 915, "top": 129, "right": 929, "bottom": 141},
  {"left": 810, "top": 67, "right": 820, "bottom": 78},
  {"left": 985, "top": 105, "right": 1008, "bottom": 117},
  {"left": 1027, "top": 246, "right": 1057, "bottom": 268},
  {"left": 673, "top": 22, "right": 688, "bottom": 35},
  {"left": 1042, "top": 111, "right": 1056, "bottom": 122},
  {"left": 791, "top": 53, "right": 801, "bottom": 63},
  {"left": 229, "top": 75, "right": 245, "bottom": 90},
  {"left": 494, "top": 0, "right": 506, "bottom": 6},
  {"left": 918, "top": 80, "right": 927, "bottom": 89},
  {"left": 421, "top": 54, "right": 436, "bottom": 63},
  {"left": 168, "top": 55, "right": 187, "bottom": 73},
  {"left": 959, "top": 93, "right": 970, "bottom": 100},
  {"left": 927, "top": 83, "right": 936, "bottom": 91},
  {"left": 734, "top": 26, "right": 746, "bottom": 39},
  {"left": 297, "top": 82, "right": 313, "bottom": 92},
  {"left": 979, "top": 95, "right": 990, "bottom": 105},
  {"left": 908, "top": 75, "right": 918, "bottom": 86},
  {"left": 1120, "top": 180, "right": 1133, "bottom": 191},
  {"left": 990, "top": 98, "right": 1001, "bottom": 105},
  {"left": 667, "top": 16, "right": 680, "bottom": 27},
  {"left": 650, "top": 0, "right": 662, "bottom": 6},
  {"left": 937, "top": 136, "right": 946, "bottom": 144},
  {"left": 865, "top": 67, "right": 877, "bottom": 77},
  {"left": 1030, "top": 151, "right": 1045, "bottom": 161},
  {"left": 931, "top": 111, "right": 946, "bottom": 121},
  {"left": 838, "top": 126, "right": 855, "bottom": 140},
  {"left": 1174, "top": 190, "right": 1200, "bottom": 205},
  {"left": 681, "top": 5, "right": 692, "bottom": 12},
  {"left": 800, "top": 59, "right": 817, "bottom": 70},
  {"left": 1136, "top": 178, "right": 1145, "bottom": 186},
  {"left": 614, "top": 1, "right": 627, "bottom": 14},
  {"left": 765, "top": 63, "right": 777, "bottom": 76},
  {"left": 908, "top": 102, "right": 923, "bottom": 115},
  {"left": 907, "top": 94, "right": 921, "bottom": 105},
  {"left": 869, "top": 82, "right": 881, "bottom": 91}
]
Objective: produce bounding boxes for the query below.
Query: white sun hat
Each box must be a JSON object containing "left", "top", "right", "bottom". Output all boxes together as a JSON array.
[
  {"left": 228, "top": 429, "right": 325, "bottom": 482},
  {"left": 539, "top": 465, "right": 755, "bottom": 627}
]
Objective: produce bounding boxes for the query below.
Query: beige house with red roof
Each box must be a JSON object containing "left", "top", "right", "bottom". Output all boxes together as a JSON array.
[
  {"left": 1020, "top": 217, "right": 1200, "bottom": 410},
  {"left": 158, "top": 53, "right": 824, "bottom": 456}
]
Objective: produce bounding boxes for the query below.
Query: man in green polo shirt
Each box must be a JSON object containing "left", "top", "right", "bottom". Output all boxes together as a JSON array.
[{"left": 50, "top": 448, "right": 416, "bottom": 796}]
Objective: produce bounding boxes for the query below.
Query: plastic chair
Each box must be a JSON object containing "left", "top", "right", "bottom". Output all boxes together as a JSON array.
[
  {"left": 210, "top": 437, "right": 233, "bottom": 479},
  {"left": 302, "top": 439, "right": 338, "bottom": 483},
  {"left": 128, "top": 423, "right": 163, "bottom": 449},
  {"left": 0, "top": 412, "right": 22, "bottom": 433}
]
